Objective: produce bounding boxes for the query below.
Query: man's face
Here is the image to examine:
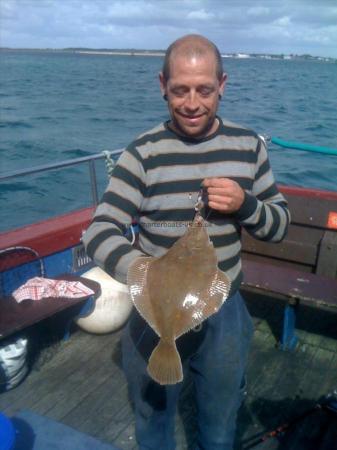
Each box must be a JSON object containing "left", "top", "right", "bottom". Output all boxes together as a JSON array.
[{"left": 160, "top": 53, "right": 226, "bottom": 139}]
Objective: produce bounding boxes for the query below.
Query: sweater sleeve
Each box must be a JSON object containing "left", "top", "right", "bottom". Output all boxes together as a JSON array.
[
  {"left": 82, "top": 146, "right": 147, "bottom": 284},
  {"left": 235, "top": 138, "right": 290, "bottom": 242}
]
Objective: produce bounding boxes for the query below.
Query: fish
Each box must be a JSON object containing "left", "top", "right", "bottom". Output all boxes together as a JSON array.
[{"left": 127, "top": 213, "right": 231, "bottom": 385}]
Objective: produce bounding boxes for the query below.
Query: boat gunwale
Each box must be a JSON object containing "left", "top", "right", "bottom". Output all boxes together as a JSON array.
[{"left": 1, "top": 150, "right": 337, "bottom": 270}]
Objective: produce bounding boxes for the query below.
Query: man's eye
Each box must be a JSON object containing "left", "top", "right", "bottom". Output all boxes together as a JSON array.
[
  {"left": 172, "top": 89, "right": 187, "bottom": 97},
  {"left": 199, "top": 88, "right": 213, "bottom": 96}
]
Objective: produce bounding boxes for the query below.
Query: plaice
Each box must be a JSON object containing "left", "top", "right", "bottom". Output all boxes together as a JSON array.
[{"left": 127, "top": 213, "right": 231, "bottom": 385}]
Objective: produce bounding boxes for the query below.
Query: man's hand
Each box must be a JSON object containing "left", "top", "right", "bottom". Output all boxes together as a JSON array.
[{"left": 202, "top": 178, "right": 245, "bottom": 213}]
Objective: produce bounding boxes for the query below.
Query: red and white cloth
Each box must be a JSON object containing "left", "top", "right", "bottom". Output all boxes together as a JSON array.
[{"left": 12, "top": 277, "right": 95, "bottom": 303}]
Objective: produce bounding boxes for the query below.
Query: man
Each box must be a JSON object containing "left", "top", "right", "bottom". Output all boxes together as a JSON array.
[{"left": 83, "top": 35, "right": 290, "bottom": 450}]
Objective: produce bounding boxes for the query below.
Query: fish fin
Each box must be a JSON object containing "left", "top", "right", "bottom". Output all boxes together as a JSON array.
[
  {"left": 147, "top": 339, "right": 183, "bottom": 385},
  {"left": 214, "top": 270, "right": 231, "bottom": 300},
  {"left": 195, "top": 270, "right": 231, "bottom": 319},
  {"left": 127, "top": 256, "right": 160, "bottom": 336}
]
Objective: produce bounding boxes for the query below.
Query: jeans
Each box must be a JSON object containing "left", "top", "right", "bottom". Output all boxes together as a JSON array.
[{"left": 122, "top": 291, "right": 254, "bottom": 450}]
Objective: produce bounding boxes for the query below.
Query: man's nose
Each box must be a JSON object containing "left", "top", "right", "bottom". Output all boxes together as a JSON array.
[{"left": 184, "top": 91, "right": 200, "bottom": 111}]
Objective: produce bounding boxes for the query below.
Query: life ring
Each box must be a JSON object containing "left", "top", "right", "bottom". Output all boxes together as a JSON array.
[{"left": 76, "top": 267, "right": 132, "bottom": 334}]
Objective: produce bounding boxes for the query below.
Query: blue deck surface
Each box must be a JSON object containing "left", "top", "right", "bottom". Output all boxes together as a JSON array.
[{"left": 11, "top": 410, "right": 120, "bottom": 450}]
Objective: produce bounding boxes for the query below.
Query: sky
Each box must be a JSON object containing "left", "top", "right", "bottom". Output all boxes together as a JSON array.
[{"left": 1, "top": 0, "right": 337, "bottom": 58}]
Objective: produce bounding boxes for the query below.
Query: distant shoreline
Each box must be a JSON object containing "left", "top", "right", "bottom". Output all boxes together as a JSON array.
[
  {"left": 0, "top": 48, "right": 165, "bottom": 57},
  {"left": 77, "top": 50, "right": 165, "bottom": 57},
  {"left": 0, "top": 47, "right": 335, "bottom": 63}
]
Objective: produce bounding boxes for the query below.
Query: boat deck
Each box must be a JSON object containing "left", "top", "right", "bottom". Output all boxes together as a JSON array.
[{"left": 1, "top": 293, "right": 336, "bottom": 450}]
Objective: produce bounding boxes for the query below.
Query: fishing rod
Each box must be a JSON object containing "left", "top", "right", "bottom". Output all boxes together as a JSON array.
[
  {"left": 261, "top": 136, "right": 337, "bottom": 156},
  {"left": 242, "top": 393, "right": 337, "bottom": 449}
]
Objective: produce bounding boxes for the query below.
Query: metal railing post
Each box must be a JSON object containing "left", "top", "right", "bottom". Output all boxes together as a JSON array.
[{"left": 88, "top": 160, "right": 99, "bottom": 206}]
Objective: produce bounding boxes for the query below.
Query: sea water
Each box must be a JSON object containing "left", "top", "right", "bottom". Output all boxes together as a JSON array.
[{"left": 0, "top": 51, "right": 336, "bottom": 232}]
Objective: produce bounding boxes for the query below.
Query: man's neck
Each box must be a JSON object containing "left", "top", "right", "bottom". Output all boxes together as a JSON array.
[{"left": 168, "top": 117, "right": 220, "bottom": 140}]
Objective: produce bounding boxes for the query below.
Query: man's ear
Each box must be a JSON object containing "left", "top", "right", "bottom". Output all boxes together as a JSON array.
[
  {"left": 219, "top": 73, "right": 227, "bottom": 98},
  {"left": 159, "top": 71, "right": 167, "bottom": 98}
]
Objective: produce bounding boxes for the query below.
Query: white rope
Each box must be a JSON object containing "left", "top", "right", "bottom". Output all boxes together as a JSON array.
[{"left": 129, "top": 225, "right": 136, "bottom": 246}]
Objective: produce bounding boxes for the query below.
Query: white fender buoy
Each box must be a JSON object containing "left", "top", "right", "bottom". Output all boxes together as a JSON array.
[
  {"left": 76, "top": 267, "right": 132, "bottom": 334},
  {"left": 0, "top": 337, "right": 28, "bottom": 391}
]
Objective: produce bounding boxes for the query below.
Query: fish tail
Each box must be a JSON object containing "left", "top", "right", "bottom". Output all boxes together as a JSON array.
[{"left": 147, "top": 339, "right": 183, "bottom": 385}]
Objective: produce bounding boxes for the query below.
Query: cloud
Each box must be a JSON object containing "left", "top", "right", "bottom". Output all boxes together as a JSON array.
[
  {"left": 247, "top": 6, "right": 270, "bottom": 17},
  {"left": 187, "top": 9, "right": 215, "bottom": 21},
  {"left": 274, "top": 16, "right": 292, "bottom": 28},
  {"left": 0, "top": 0, "right": 336, "bottom": 57}
]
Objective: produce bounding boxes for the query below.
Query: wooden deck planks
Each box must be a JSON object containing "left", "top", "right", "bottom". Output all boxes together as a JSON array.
[
  {"left": 0, "top": 331, "right": 117, "bottom": 416},
  {"left": 101, "top": 401, "right": 135, "bottom": 445},
  {"left": 37, "top": 339, "right": 122, "bottom": 421},
  {"left": 0, "top": 297, "right": 336, "bottom": 450}
]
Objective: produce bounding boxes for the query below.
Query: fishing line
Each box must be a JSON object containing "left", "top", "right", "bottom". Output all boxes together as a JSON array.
[{"left": 242, "top": 393, "right": 337, "bottom": 449}]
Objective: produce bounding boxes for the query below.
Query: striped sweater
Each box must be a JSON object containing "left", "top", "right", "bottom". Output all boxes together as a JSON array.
[{"left": 83, "top": 117, "right": 290, "bottom": 294}]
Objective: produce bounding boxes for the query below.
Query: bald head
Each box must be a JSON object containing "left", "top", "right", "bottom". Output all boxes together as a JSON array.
[{"left": 162, "top": 34, "right": 224, "bottom": 81}]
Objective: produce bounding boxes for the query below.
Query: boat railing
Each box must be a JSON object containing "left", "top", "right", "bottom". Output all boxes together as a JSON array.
[
  {"left": 2, "top": 135, "right": 336, "bottom": 205},
  {"left": 0, "top": 149, "right": 123, "bottom": 206}
]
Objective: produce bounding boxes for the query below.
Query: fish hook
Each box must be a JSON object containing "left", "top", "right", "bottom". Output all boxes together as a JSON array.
[{"left": 194, "top": 186, "right": 212, "bottom": 222}]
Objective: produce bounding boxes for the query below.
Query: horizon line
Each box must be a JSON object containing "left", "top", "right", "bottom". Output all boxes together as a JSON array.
[{"left": 0, "top": 47, "right": 336, "bottom": 61}]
